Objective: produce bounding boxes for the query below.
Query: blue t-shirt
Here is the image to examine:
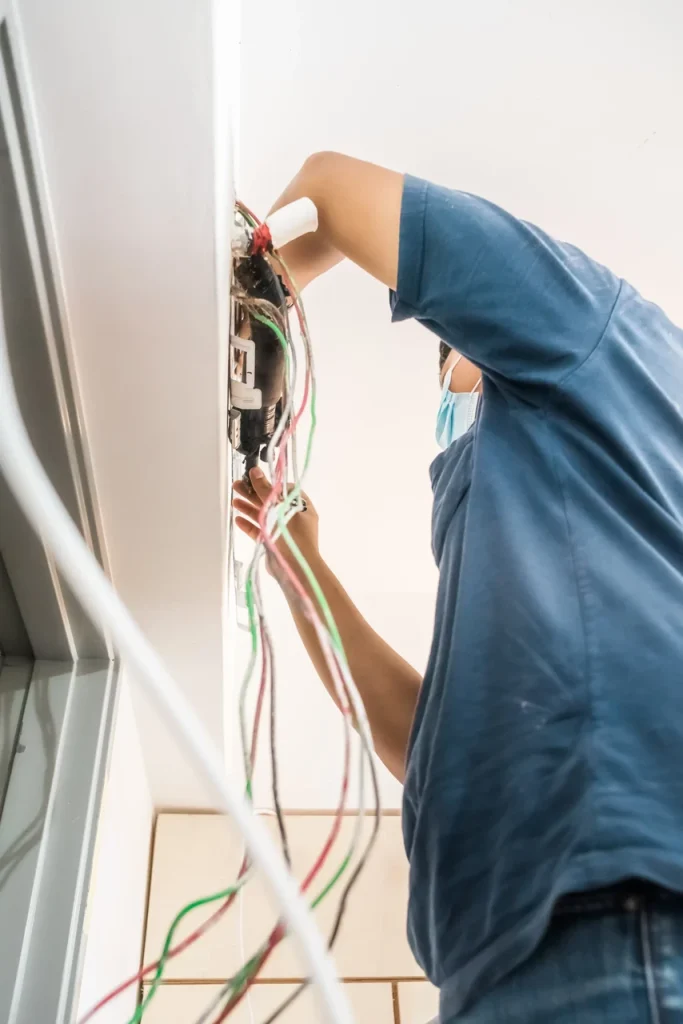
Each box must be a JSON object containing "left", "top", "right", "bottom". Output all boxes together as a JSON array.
[{"left": 391, "top": 176, "right": 683, "bottom": 1020}]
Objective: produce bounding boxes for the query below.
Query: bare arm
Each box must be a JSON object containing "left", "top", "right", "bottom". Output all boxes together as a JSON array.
[
  {"left": 268, "top": 152, "right": 404, "bottom": 291},
  {"left": 233, "top": 471, "right": 421, "bottom": 782},
  {"left": 281, "top": 551, "right": 421, "bottom": 784}
]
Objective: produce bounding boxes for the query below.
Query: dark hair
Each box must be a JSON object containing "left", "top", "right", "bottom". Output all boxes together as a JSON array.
[{"left": 439, "top": 341, "right": 451, "bottom": 375}]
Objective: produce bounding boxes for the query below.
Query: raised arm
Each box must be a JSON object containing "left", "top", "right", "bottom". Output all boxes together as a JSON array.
[
  {"left": 273, "top": 156, "right": 622, "bottom": 393},
  {"left": 268, "top": 152, "right": 403, "bottom": 291}
]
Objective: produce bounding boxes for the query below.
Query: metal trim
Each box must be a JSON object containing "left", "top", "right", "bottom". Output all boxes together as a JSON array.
[{"left": 0, "top": 659, "right": 118, "bottom": 1024}]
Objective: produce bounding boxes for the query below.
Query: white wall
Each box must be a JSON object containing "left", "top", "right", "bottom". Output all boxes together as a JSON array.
[
  {"left": 15, "top": 0, "right": 237, "bottom": 806},
  {"left": 77, "top": 677, "right": 154, "bottom": 1024}
]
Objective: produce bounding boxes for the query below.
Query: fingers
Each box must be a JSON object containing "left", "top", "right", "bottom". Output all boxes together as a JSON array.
[
  {"left": 232, "top": 467, "right": 281, "bottom": 507},
  {"left": 234, "top": 515, "right": 260, "bottom": 542},
  {"left": 232, "top": 497, "right": 260, "bottom": 521},
  {"left": 246, "top": 467, "right": 301, "bottom": 502},
  {"left": 232, "top": 478, "right": 263, "bottom": 507},
  {"left": 232, "top": 467, "right": 313, "bottom": 529}
]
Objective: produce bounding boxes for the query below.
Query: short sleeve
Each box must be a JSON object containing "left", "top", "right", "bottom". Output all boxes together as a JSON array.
[{"left": 390, "top": 176, "right": 621, "bottom": 392}]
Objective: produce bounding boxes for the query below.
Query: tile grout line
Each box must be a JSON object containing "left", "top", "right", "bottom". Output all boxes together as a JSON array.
[
  {"left": 145, "top": 977, "right": 425, "bottom": 986},
  {"left": 138, "top": 811, "right": 159, "bottom": 1006},
  {"left": 392, "top": 981, "right": 402, "bottom": 1024},
  {"left": 156, "top": 807, "right": 402, "bottom": 817}
]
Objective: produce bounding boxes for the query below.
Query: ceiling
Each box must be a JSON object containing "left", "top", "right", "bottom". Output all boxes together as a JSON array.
[{"left": 238, "top": 0, "right": 683, "bottom": 809}]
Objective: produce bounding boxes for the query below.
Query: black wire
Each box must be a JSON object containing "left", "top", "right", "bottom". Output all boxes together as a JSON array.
[
  {"left": 231, "top": 227, "right": 382, "bottom": 1022},
  {"left": 265, "top": 621, "right": 291, "bottom": 867},
  {"left": 261, "top": 744, "right": 383, "bottom": 1024},
  {"left": 250, "top": 293, "right": 292, "bottom": 873},
  {"left": 222, "top": 675, "right": 382, "bottom": 1024}
]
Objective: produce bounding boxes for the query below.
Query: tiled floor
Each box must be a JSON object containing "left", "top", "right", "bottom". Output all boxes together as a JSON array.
[{"left": 143, "top": 813, "right": 440, "bottom": 1022}]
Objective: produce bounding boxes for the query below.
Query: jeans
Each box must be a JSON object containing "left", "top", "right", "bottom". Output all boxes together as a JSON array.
[{"left": 447, "top": 881, "right": 683, "bottom": 1023}]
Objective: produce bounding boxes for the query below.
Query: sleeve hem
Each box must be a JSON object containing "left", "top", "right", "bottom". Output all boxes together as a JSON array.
[{"left": 390, "top": 175, "right": 429, "bottom": 322}]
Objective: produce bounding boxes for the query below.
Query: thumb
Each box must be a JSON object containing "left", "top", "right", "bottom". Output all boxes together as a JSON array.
[{"left": 249, "top": 465, "right": 275, "bottom": 500}]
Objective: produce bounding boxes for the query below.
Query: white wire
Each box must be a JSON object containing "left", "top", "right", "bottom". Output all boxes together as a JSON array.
[
  {"left": 240, "top": 881, "right": 257, "bottom": 1024},
  {"left": 237, "top": 301, "right": 299, "bottom": 784},
  {"left": 194, "top": 594, "right": 373, "bottom": 1024},
  {"left": 0, "top": 292, "right": 353, "bottom": 1024},
  {"left": 242, "top": 810, "right": 277, "bottom": 1024},
  {"left": 201, "top": 282, "right": 377, "bottom": 1024},
  {"left": 242, "top": 880, "right": 259, "bottom": 1024},
  {"left": 194, "top": 802, "right": 279, "bottom": 1024}
]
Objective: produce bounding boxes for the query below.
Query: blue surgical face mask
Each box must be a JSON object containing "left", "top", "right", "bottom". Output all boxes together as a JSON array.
[{"left": 436, "top": 359, "right": 480, "bottom": 450}]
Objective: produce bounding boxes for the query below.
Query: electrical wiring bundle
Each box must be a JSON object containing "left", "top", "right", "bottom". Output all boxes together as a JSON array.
[{"left": 0, "top": 197, "right": 382, "bottom": 1024}]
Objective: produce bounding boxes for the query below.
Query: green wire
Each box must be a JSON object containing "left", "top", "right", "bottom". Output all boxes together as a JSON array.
[
  {"left": 238, "top": 312, "right": 292, "bottom": 795},
  {"left": 247, "top": 316, "right": 347, "bottom": 659},
  {"left": 244, "top": 313, "right": 347, "bottom": 659},
  {"left": 221, "top": 850, "right": 354, "bottom": 1015},
  {"left": 134, "top": 310, "right": 356, "bottom": 1022},
  {"left": 237, "top": 203, "right": 258, "bottom": 228},
  {"left": 126, "top": 884, "right": 240, "bottom": 1024},
  {"left": 241, "top": 315, "right": 356, "bottom": 894},
  {"left": 227, "top": 953, "right": 264, "bottom": 1004},
  {"left": 243, "top": 574, "right": 259, "bottom": 800}
]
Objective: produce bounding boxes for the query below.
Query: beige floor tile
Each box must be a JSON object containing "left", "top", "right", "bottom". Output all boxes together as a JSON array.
[
  {"left": 145, "top": 813, "right": 422, "bottom": 980},
  {"left": 398, "top": 981, "right": 439, "bottom": 1023},
  {"left": 140, "top": 981, "right": 394, "bottom": 1024}
]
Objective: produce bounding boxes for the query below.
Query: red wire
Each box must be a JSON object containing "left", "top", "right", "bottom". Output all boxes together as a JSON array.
[
  {"left": 227, "top": 227, "right": 349, "bottom": 1017},
  {"left": 270, "top": 254, "right": 308, "bottom": 348},
  {"left": 236, "top": 199, "right": 260, "bottom": 225},
  {"left": 209, "top": 306, "right": 353, "bottom": 1022},
  {"left": 78, "top": 871, "right": 245, "bottom": 1023},
  {"left": 213, "top": 712, "right": 351, "bottom": 1023},
  {"left": 249, "top": 621, "right": 270, "bottom": 773}
]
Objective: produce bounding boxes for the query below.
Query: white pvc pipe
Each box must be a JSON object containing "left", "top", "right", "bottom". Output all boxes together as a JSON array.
[{"left": 266, "top": 197, "right": 318, "bottom": 249}]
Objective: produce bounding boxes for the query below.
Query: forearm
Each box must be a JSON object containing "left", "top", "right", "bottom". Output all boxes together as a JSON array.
[{"left": 280, "top": 550, "right": 421, "bottom": 783}]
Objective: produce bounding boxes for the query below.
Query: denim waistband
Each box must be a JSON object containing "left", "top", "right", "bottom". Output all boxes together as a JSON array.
[{"left": 553, "top": 878, "right": 683, "bottom": 917}]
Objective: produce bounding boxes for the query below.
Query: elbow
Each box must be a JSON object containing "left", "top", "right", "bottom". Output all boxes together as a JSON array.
[
  {"left": 301, "top": 150, "right": 342, "bottom": 176},
  {"left": 298, "top": 151, "right": 345, "bottom": 201}
]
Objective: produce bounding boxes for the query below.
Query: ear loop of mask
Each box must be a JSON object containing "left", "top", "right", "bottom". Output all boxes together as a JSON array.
[
  {"left": 442, "top": 355, "right": 482, "bottom": 401},
  {"left": 468, "top": 374, "right": 481, "bottom": 417},
  {"left": 441, "top": 354, "right": 462, "bottom": 391}
]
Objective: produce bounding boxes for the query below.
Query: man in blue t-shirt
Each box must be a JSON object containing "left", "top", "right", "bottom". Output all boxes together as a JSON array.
[{"left": 233, "top": 153, "right": 683, "bottom": 1022}]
